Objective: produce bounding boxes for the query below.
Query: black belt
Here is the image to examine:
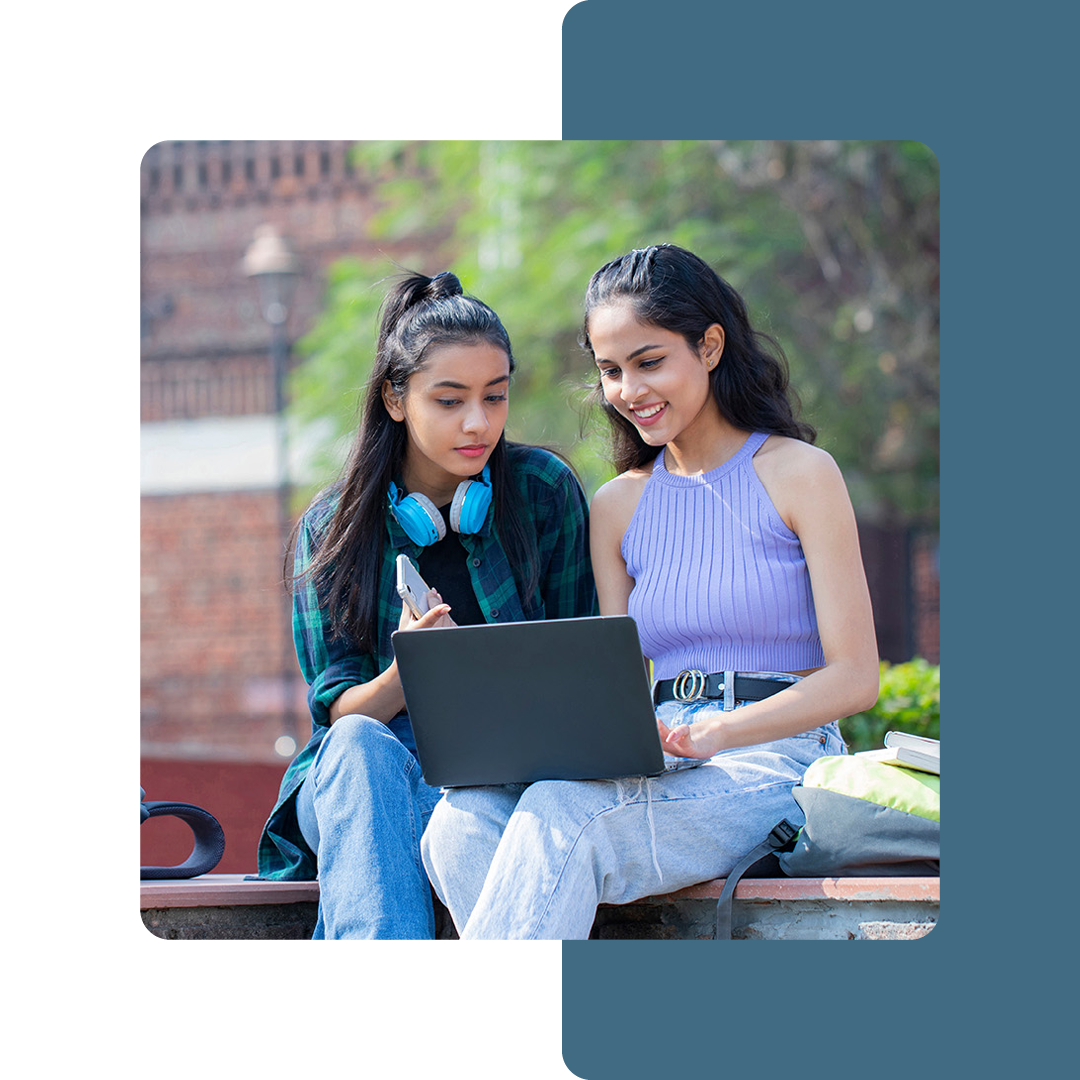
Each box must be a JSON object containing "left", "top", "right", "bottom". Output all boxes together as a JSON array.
[{"left": 653, "top": 670, "right": 798, "bottom": 706}]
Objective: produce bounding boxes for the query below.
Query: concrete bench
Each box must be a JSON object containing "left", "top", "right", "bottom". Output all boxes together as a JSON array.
[
  {"left": 141, "top": 874, "right": 938, "bottom": 941},
  {"left": 591, "top": 875, "right": 938, "bottom": 940},
  {"left": 141, "top": 875, "right": 323, "bottom": 940}
]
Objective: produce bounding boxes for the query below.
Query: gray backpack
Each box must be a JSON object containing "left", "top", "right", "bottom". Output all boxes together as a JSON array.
[{"left": 714, "top": 755, "right": 940, "bottom": 939}]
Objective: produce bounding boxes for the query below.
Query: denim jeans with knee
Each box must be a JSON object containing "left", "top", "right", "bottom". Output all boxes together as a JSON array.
[
  {"left": 420, "top": 691, "right": 845, "bottom": 940},
  {"left": 295, "top": 712, "right": 443, "bottom": 939}
]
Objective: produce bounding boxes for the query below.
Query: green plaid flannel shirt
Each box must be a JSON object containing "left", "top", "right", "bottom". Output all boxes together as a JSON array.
[{"left": 258, "top": 445, "right": 597, "bottom": 879}]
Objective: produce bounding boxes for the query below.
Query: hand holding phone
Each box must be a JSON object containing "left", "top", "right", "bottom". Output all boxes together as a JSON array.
[{"left": 396, "top": 555, "right": 433, "bottom": 619}]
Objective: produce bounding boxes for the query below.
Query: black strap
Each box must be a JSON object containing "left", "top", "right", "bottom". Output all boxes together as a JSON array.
[
  {"left": 654, "top": 672, "right": 795, "bottom": 706},
  {"left": 140, "top": 800, "right": 226, "bottom": 880},
  {"left": 714, "top": 819, "right": 799, "bottom": 940}
]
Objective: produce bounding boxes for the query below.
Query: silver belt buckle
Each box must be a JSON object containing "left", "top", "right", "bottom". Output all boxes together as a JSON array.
[{"left": 673, "top": 669, "right": 709, "bottom": 702}]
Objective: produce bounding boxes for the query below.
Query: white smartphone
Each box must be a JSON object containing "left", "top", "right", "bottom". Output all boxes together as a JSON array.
[{"left": 396, "top": 554, "right": 433, "bottom": 619}]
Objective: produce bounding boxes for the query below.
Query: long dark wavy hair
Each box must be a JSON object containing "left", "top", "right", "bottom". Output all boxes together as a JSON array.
[
  {"left": 293, "top": 270, "right": 539, "bottom": 651},
  {"left": 581, "top": 244, "right": 815, "bottom": 473}
]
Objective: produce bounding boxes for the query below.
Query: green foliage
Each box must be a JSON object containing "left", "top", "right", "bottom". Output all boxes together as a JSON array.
[
  {"left": 842, "top": 658, "right": 940, "bottom": 754},
  {"left": 289, "top": 140, "right": 938, "bottom": 523}
]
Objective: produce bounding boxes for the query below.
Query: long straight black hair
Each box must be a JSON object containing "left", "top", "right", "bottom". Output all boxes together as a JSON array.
[
  {"left": 293, "top": 270, "right": 539, "bottom": 651},
  {"left": 581, "top": 244, "right": 815, "bottom": 473}
]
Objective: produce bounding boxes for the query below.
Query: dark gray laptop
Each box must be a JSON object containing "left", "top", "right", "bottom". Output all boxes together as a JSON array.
[{"left": 391, "top": 615, "right": 665, "bottom": 787}]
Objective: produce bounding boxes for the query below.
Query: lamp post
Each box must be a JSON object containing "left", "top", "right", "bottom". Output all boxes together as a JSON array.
[
  {"left": 243, "top": 224, "right": 299, "bottom": 447},
  {"left": 243, "top": 225, "right": 301, "bottom": 756}
]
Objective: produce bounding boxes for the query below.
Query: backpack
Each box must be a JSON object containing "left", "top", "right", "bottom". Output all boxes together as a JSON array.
[{"left": 714, "top": 755, "right": 940, "bottom": 939}]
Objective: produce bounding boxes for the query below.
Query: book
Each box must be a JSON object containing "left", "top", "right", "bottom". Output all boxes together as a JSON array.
[{"left": 855, "top": 731, "right": 939, "bottom": 775}]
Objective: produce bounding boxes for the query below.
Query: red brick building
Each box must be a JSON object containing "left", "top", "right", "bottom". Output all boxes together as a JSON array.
[{"left": 140, "top": 141, "right": 405, "bottom": 871}]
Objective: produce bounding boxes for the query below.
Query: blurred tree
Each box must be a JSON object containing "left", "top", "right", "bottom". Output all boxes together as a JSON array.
[{"left": 291, "top": 140, "right": 938, "bottom": 525}]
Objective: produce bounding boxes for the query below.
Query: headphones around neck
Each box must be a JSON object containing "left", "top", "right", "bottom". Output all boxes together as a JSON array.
[{"left": 387, "top": 464, "right": 493, "bottom": 546}]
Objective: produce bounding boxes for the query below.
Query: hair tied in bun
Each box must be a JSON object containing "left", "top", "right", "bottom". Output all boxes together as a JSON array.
[{"left": 427, "top": 270, "right": 462, "bottom": 300}]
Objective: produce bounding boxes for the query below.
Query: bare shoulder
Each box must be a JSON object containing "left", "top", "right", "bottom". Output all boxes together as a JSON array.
[
  {"left": 591, "top": 462, "right": 653, "bottom": 531},
  {"left": 590, "top": 464, "right": 653, "bottom": 613},
  {"left": 752, "top": 436, "right": 849, "bottom": 528},
  {"left": 754, "top": 435, "right": 841, "bottom": 483}
]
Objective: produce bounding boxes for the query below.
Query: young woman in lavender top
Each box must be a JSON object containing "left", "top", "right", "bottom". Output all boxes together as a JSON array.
[{"left": 421, "top": 244, "right": 879, "bottom": 939}]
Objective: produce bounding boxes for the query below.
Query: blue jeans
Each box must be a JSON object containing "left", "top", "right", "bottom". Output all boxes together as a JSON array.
[
  {"left": 421, "top": 692, "right": 845, "bottom": 940},
  {"left": 295, "top": 713, "right": 443, "bottom": 939}
]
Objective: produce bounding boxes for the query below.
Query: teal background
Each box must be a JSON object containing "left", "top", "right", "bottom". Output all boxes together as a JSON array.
[{"left": 561, "top": 0, "right": 1069, "bottom": 1075}]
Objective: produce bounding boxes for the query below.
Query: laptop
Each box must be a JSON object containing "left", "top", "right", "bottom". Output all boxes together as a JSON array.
[{"left": 391, "top": 615, "right": 665, "bottom": 787}]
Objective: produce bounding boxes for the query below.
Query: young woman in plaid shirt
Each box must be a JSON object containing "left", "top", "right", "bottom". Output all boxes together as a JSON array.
[{"left": 258, "top": 271, "right": 596, "bottom": 938}]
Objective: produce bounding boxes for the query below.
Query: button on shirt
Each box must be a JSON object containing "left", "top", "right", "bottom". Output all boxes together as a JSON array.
[{"left": 258, "top": 445, "right": 597, "bottom": 880}]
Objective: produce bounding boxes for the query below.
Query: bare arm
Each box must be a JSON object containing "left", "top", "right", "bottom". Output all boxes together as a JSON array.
[{"left": 589, "top": 470, "right": 649, "bottom": 617}]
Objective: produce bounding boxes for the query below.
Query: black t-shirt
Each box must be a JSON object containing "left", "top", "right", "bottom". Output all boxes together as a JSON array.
[{"left": 416, "top": 504, "right": 486, "bottom": 626}]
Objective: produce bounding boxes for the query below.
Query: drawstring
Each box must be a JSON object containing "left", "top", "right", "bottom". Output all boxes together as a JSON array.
[
  {"left": 614, "top": 777, "right": 664, "bottom": 885},
  {"left": 644, "top": 778, "right": 663, "bottom": 884}
]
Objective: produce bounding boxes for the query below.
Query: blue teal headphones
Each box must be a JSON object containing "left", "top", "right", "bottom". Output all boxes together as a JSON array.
[{"left": 387, "top": 464, "right": 493, "bottom": 546}]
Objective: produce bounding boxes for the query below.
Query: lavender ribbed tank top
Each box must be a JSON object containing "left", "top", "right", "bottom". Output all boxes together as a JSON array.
[{"left": 623, "top": 432, "right": 825, "bottom": 680}]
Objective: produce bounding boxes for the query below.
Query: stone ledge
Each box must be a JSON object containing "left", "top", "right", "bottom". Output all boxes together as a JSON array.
[
  {"left": 140, "top": 874, "right": 318, "bottom": 909},
  {"left": 141, "top": 874, "right": 938, "bottom": 941}
]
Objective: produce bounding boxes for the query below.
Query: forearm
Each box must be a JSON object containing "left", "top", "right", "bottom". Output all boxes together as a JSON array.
[
  {"left": 660, "top": 657, "right": 878, "bottom": 759},
  {"left": 327, "top": 661, "right": 405, "bottom": 725},
  {"left": 323, "top": 598, "right": 454, "bottom": 724},
  {"left": 711, "top": 659, "right": 878, "bottom": 750}
]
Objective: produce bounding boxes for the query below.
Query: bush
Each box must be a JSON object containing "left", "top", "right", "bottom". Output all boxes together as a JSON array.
[{"left": 841, "top": 658, "right": 940, "bottom": 754}]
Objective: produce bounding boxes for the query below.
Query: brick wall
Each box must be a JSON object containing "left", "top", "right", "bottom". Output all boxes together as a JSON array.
[
  {"left": 141, "top": 489, "right": 307, "bottom": 759},
  {"left": 912, "top": 532, "right": 940, "bottom": 664},
  {"left": 859, "top": 522, "right": 940, "bottom": 665},
  {"left": 140, "top": 141, "right": 418, "bottom": 765}
]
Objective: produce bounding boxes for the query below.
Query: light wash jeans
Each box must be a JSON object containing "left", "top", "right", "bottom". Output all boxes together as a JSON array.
[
  {"left": 295, "top": 712, "right": 443, "bottom": 939},
  {"left": 421, "top": 694, "right": 845, "bottom": 940}
]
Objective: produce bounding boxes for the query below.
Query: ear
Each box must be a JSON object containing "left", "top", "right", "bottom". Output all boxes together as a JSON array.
[
  {"left": 701, "top": 323, "right": 725, "bottom": 369},
  {"left": 382, "top": 380, "right": 406, "bottom": 422}
]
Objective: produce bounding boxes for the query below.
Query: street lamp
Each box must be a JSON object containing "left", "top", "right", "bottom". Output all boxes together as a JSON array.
[
  {"left": 243, "top": 224, "right": 300, "bottom": 418},
  {"left": 243, "top": 223, "right": 298, "bottom": 328},
  {"left": 243, "top": 225, "right": 301, "bottom": 756},
  {"left": 243, "top": 222, "right": 299, "bottom": 533}
]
